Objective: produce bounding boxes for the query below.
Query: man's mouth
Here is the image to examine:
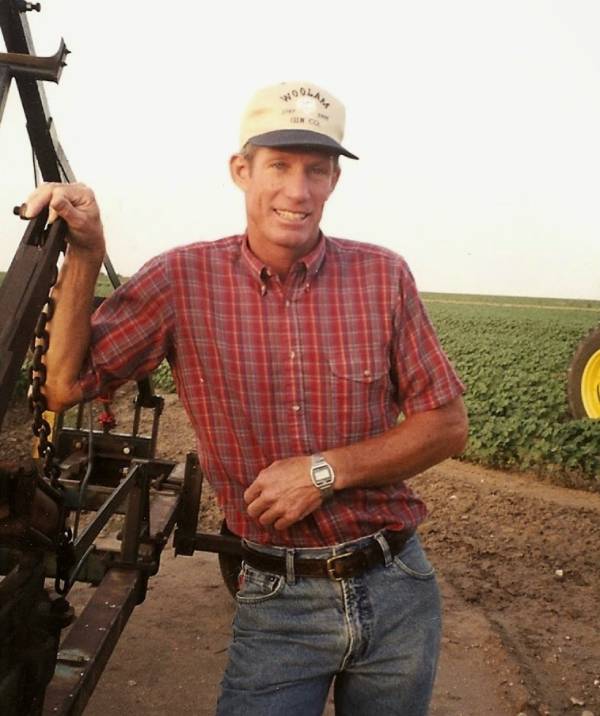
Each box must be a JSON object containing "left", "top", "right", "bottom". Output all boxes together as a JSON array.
[{"left": 274, "top": 209, "right": 309, "bottom": 222}]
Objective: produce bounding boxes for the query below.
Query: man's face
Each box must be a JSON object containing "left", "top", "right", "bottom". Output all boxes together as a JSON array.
[{"left": 230, "top": 146, "right": 340, "bottom": 268}]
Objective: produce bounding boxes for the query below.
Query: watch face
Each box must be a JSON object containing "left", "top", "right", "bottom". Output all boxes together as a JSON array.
[{"left": 313, "top": 464, "right": 332, "bottom": 485}]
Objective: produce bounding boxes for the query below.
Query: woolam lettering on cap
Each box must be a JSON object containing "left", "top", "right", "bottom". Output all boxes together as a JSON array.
[{"left": 280, "top": 87, "right": 330, "bottom": 109}]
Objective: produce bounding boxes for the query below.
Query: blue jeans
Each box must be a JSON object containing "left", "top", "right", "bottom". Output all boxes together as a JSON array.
[{"left": 216, "top": 533, "right": 441, "bottom": 715}]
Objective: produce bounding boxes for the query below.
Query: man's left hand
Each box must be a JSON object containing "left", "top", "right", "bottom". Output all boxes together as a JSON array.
[{"left": 244, "top": 457, "right": 323, "bottom": 531}]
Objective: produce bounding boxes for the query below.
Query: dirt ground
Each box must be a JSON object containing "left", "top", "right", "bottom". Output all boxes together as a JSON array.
[{"left": 1, "top": 387, "right": 599, "bottom": 716}]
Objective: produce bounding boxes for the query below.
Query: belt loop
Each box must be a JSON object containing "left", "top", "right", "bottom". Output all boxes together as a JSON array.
[
  {"left": 374, "top": 531, "right": 393, "bottom": 567},
  {"left": 285, "top": 548, "right": 296, "bottom": 584}
]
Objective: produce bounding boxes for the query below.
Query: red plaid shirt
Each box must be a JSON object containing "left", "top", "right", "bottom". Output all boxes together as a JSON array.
[{"left": 79, "top": 234, "right": 464, "bottom": 547}]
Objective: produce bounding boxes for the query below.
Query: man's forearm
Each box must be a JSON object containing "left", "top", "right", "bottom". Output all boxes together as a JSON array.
[
  {"left": 326, "top": 396, "right": 469, "bottom": 491},
  {"left": 44, "top": 248, "right": 103, "bottom": 411}
]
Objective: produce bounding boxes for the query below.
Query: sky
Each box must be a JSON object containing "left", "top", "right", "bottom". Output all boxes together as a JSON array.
[{"left": 1, "top": 0, "right": 599, "bottom": 299}]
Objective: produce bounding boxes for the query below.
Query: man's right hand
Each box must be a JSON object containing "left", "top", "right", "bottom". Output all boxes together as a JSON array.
[{"left": 22, "top": 182, "right": 106, "bottom": 263}]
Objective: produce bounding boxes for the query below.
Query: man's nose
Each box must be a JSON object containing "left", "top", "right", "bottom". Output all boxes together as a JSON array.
[{"left": 284, "top": 169, "right": 311, "bottom": 201}]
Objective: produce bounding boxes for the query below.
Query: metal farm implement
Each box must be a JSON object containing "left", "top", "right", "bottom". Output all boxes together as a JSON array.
[{"left": 0, "top": 3, "right": 241, "bottom": 713}]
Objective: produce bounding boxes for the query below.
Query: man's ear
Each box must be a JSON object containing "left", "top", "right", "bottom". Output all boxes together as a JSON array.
[
  {"left": 331, "top": 165, "right": 341, "bottom": 193},
  {"left": 229, "top": 154, "right": 250, "bottom": 191},
  {"left": 327, "top": 165, "right": 341, "bottom": 198}
]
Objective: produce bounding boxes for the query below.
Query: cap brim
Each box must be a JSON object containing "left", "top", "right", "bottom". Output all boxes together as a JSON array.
[{"left": 248, "top": 129, "right": 358, "bottom": 160}]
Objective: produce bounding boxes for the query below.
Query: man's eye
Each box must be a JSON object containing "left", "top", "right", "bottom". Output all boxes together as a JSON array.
[
  {"left": 311, "top": 166, "right": 329, "bottom": 175},
  {"left": 271, "top": 162, "right": 286, "bottom": 170}
]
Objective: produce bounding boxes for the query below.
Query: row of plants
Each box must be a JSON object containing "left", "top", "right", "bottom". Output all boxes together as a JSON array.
[{"left": 425, "top": 299, "right": 600, "bottom": 485}]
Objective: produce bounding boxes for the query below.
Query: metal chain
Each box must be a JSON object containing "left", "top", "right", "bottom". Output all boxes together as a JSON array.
[
  {"left": 27, "top": 242, "right": 76, "bottom": 594},
  {"left": 55, "top": 526, "right": 76, "bottom": 596},
  {"left": 28, "top": 260, "right": 61, "bottom": 487}
]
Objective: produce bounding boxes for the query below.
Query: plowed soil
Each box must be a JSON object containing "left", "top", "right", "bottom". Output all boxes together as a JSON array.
[{"left": 1, "top": 387, "right": 599, "bottom": 716}]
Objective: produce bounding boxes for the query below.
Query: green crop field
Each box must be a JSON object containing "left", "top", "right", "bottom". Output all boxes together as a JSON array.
[
  {"left": 424, "top": 294, "right": 600, "bottom": 486},
  {"left": 421, "top": 291, "right": 600, "bottom": 310}
]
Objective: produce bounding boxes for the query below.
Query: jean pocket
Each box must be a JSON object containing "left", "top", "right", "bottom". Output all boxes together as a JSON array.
[
  {"left": 392, "top": 538, "right": 436, "bottom": 580},
  {"left": 235, "top": 562, "right": 285, "bottom": 604}
]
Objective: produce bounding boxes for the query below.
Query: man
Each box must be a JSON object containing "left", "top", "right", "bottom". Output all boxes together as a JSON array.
[{"left": 25, "top": 81, "right": 468, "bottom": 715}]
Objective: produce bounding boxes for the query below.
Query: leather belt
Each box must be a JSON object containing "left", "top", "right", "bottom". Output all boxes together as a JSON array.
[{"left": 243, "top": 529, "right": 414, "bottom": 581}]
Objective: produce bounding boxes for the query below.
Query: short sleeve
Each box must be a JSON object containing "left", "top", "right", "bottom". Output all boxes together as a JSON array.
[
  {"left": 391, "top": 261, "right": 465, "bottom": 416},
  {"left": 78, "top": 254, "right": 175, "bottom": 401}
]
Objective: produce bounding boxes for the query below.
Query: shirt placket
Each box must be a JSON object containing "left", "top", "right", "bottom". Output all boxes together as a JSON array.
[{"left": 282, "top": 274, "right": 311, "bottom": 455}]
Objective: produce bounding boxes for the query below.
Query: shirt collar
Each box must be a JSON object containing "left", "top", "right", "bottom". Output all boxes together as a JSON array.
[
  {"left": 240, "top": 232, "right": 327, "bottom": 292},
  {"left": 301, "top": 232, "right": 327, "bottom": 280},
  {"left": 240, "top": 234, "right": 269, "bottom": 284}
]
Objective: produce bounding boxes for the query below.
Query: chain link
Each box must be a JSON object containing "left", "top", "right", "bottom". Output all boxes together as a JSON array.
[
  {"left": 27, "top": 230, "right": 75, "bottom": 592},
  {"left": 55, "top": 527, "right": 76, "bottom": 595},
  {"left": 29, "top": 250, "right": 61, "bottom": 487}
]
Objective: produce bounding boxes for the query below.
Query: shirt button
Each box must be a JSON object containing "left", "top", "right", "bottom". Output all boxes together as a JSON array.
[
  {"left": 363, "top": 369, "right": 371, "bottom": 378},
  {"left": 292, "top": 404, "right": 301, "bottom": 413},
  {"left": 290, "top": 350, "right": 296, "bottom": 360},
  {"left": 285, "top": 300, "right": 291, "bottom": 307}
]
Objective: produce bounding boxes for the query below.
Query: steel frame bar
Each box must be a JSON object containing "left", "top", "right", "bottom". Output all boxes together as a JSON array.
[
  {"left": 0, "top": 65, "right": 10, "bottom": 121},
  {"left": 42, "top": 567, "right": 143, "bottom": 716},
  {"left": 192, "top": 532, "right": 244, "bottom": 557},
  {"left": 0, "top": 38, "right": 69, "bottom": 83},
  {"left": 119, "top": 465, "right": 149, "bottom": 564},
  {"left": 73, "top": 464, "right": 140, "bottom": 562},
  {"left": 173, "top": 453, "right": 202, "bottom": 555}
]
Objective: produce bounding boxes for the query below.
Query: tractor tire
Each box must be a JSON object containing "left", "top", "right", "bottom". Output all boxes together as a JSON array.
[
  {"left": 217, "top": 521, "right": 242, "bottom": 598},
  {"left": 567, "top": 325, "right": 600, "bottom": 418}
]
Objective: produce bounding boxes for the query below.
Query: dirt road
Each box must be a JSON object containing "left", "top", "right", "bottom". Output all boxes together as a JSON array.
[{"left": 2, "top": 391, "right": 599, "bottom": 715}]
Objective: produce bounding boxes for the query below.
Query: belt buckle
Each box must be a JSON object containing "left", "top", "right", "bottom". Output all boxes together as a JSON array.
[{"left": 326, "top": 552, "right": 353, "bottom": 581}]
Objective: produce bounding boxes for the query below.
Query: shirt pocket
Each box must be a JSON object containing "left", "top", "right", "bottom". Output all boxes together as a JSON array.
[
  {"left": 320, "top": 347, "right": 392, "bottom": 441},
  {"left": 327, "top": 350, "right": 389, "bottom": 385}
]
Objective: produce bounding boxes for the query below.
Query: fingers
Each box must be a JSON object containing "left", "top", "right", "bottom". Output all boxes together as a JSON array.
[
  {"left": 245, "top": 490, "right": 269, "bottom": 520},
  {"left": 21, "top": 182, "right": 57, "bottom": 219},
  {"left": 19, "top": 182, "right": 105, "bottom": 258},
  {"left": 248, "top": 498, "right": 300, "bottom": 530},
  {"left": 245, "top": 480, "right": 284, "bottom": 526},
  {"left": 243, "top": 480, "right": 261, "bottom": 505},
  {"left": 50, "top": 187, "right": 92, "bottom": 230},
  {"left": 245, "top": 487, "right": 286, "bottom": 526},
  {"left": 255, "top": 504, "right": 284, "bottom": 527},
  {"left": 21, "top": 182, "right": 98, "bottom": 223},
  {"left": 245, "top": 481, "right": 322, "bottom": 530},
  {"left": 22, "top": 182, "right": 78, "bottom": 217}
]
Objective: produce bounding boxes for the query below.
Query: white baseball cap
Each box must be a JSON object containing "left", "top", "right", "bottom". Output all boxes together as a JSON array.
[{"left": 239, "top": 81, "right": 358, "bottom": 160}]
